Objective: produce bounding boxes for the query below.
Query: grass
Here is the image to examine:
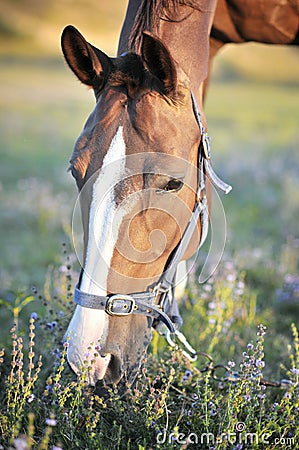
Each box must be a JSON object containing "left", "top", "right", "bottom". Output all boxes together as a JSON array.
[
  {"left": 0, "top": 57, "right": 89, "bottom": 288},
  {"left": 0, "top": 10, "right": 299, "bottom": 448},
  {"left": 0, "top": 263, "right": 298, "bottom": 449},
  {"left": 205, "top": 79, "right": 299, "bottom": 253},
  {"left": 0, "top": 0, "right": 127, "bottom": 56}
]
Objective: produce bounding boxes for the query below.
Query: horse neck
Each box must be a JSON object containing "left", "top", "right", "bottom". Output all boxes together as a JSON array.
[
  {"left": 159, "top": 1, "right": 217, "bottom": 106},
  {"left": 118, "top": 0, "right": 217, "bottom": 110}
]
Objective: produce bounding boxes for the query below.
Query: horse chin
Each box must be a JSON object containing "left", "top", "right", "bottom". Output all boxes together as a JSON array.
[{"left": 65, "top": 309, "right": 152, "bottom": 389}]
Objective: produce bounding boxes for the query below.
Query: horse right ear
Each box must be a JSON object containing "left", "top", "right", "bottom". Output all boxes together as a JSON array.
[
  {"left": 141, "top": 31, "right": 177, "bottom": 96},
  {"left": 61, "top": 25, "right": 112, "bottom": 91}
]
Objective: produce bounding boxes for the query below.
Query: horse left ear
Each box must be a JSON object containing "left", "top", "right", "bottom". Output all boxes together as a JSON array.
[
  {"left": 61, "top": 25, "right": 112, "bottom": 91},
  {"left": 141, "top": 31, "right": 177, "bottom": 95}
]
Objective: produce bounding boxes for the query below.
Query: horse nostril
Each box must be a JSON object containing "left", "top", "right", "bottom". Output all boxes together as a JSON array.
[{"left": 105, "top": 354, "right": 123, "bottom": 385}]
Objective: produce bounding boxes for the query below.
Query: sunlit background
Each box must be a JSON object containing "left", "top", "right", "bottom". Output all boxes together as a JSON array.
[{"left": 1, "top": 0, "right": 298, "bottom": 302}]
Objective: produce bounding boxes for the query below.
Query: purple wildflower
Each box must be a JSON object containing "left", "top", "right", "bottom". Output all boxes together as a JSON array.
[
  {"left": 53, "top": 348, "right": 61, "bottom": 359},
  {"left": 182, "top": 370, "right": 192, "bottom": 382},
  {"left": 256, "top": 360, "right": 265, "bottom": 368},
  {"left": 12, "top": 437, "right": 28, "bottom": 450},
  {"left": 27, "top": 394, "right": 35, "bottom": 403},
  {"left": 46, "top": 418, "right": 57, "bottom": 426},
  {"left": 46, "top": 322, "right": 56, "bottom": 329}
]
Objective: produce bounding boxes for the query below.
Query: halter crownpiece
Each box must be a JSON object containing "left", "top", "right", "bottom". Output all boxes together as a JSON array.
[{"left": 74, "top": 92, "right": 232, "bottom": 334}]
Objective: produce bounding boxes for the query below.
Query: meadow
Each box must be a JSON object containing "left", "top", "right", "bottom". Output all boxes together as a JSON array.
[{"left": 0, "top": 2, "right": 299, "bottom": 448}]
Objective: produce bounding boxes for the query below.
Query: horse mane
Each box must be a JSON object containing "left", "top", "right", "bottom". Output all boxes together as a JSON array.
[{"left": 129, "top": 0, "right": 200, "bottom": 52}]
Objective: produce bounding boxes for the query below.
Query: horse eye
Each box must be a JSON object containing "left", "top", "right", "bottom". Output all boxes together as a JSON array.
[{"left": 163, "top": 178, "right": 184, "bottom": 192}]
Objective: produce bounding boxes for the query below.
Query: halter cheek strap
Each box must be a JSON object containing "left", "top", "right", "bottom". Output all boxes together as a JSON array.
[{"left": 73, "top": 92, "right": 232, "bottom": 332}]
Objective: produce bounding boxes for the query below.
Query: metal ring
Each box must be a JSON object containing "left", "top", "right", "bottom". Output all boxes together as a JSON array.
[
  {"left": 211, "top": 364, "right": 231, "bottom": 382},
  {"left": 194, "top": 351, "right": 214, "bottom": 373}
]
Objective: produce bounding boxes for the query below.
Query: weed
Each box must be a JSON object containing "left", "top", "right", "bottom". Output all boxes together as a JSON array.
[{"left": 0, "top": 264, "right": 298, "bottom": 450}]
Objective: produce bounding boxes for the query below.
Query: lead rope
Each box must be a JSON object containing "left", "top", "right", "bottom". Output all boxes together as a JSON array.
[{"left": 163, "top": 327, "right": 295, "bottom": 390}]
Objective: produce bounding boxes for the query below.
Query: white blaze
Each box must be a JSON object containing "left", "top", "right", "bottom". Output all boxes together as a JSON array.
[{"left": 66, "top": 126, "right": 127, "bottom": 385}]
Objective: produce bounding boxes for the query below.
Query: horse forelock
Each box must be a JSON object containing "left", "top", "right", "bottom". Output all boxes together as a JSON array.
[{"left": 109, "top": 53, "right": 187, "bottom": 105}]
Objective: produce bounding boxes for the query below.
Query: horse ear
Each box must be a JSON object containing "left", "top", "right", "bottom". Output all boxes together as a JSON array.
[
  {"left": 61, "top": 25, "right": 112, "bottom": 90},
  {"left": 141, "top": 31, "right": 177, "bottom": 95}
]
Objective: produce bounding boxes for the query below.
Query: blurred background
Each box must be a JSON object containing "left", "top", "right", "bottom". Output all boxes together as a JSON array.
[{"left": 0, "top": 0, "right": 298, "bottom": 313}]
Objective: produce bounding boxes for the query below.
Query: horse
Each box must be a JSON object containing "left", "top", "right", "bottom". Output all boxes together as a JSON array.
[
  {"left": 207, "top": 0, "right": 299, "bottom": 91},
  {"left": 210, "top": 0, "right": 299, "bottom": 52},
  {"left": 118, "top": 0, "right": 299, "bottom": 98},
  {"left": 61, "top": 0, "right": 298, "bottom": 388},
  {"left": 61, "top": 0, "right": 227, "bottom": 388}
]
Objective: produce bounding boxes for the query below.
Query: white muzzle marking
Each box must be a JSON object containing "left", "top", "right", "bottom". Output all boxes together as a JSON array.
[{"left": 66, "top": 126, "right": 127, "bottom": 385}]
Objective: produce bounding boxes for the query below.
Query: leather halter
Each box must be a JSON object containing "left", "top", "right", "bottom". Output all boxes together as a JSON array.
[{"left": 73, "top": 93, "right": 232, "bottom": 333}]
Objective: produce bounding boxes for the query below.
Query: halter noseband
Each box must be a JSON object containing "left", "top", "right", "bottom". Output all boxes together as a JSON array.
[{"left": 73, "top": 93, "right": 232, "bottom": 333}]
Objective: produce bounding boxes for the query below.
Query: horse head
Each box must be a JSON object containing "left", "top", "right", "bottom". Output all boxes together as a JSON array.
[{"left": 61, "top": 25, "right": 208, "bottom": 387}]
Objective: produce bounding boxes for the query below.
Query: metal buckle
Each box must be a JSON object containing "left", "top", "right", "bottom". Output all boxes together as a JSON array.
[
  {"left": 105, "top": 294, "right": 136, "bottom": 316},
  {"left": 152, "top": 283, "right": 168, "bottom": 307}
]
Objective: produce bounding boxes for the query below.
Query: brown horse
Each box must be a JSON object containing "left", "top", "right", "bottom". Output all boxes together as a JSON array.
[
  {"left": 211, "top": 0, "right": 298, "bottom": 53},
  {"left": 61, "top": 0, "right": 222, "bottom": 387},
  {"left": 208, "top": 0, "right": 299, "bottom": 90},
  {"left": 61, "top": 0, "right": 298, "bottom": 388},
  {"left": 119, "top": 0, "right": 298, "bottom": 96}
]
